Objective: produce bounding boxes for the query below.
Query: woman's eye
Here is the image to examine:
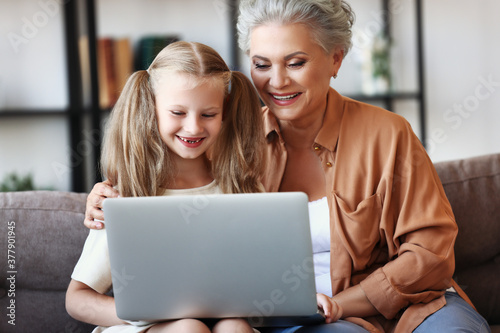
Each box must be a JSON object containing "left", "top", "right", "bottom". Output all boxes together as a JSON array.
[
  {"left": 289, "top": 61, "right": 305, "bottom": 68},
  {"left": 254, "top": 63, "right": 270, "bottom": 70}
]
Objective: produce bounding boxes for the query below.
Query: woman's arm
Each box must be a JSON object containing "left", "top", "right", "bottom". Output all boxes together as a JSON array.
[
  {"left": 66, "top": 279, "right": 127, "bottom": 327},
  {"left": 317, "top": 285, "right": 378, "bottom": 323},
  {"left": 331, "top": 285, "right": 378, "bottom": 318},
  {"left": 355, "top": 118, "right": 456, "bottom": 319},
  {"left": 84, "top": 180, "right": 120, "bottom": 229}
]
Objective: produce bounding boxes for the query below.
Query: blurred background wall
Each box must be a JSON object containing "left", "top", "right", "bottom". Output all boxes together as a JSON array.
[{"left": 1, "top": 0, "right": 499, "bottom": 192}]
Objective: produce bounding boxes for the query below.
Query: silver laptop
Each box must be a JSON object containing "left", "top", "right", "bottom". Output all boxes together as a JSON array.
[{"left": 103, "top": 191, "right": 324, "bottom": 327}]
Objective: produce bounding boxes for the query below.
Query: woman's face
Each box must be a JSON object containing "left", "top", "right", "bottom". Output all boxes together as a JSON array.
[
  {"left": 155, "top": 72, "right": 224, "bottom": 163},
  {"left": 249, "top": 23, "right": 342, "bottom": 123}
]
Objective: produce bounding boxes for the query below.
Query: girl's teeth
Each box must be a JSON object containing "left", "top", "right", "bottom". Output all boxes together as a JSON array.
[
  {"left": 180, "top": 137, "right": 202, "bottom": 144},
  {"left": 273, "top": 93, "right": 299, "bottom": 101}
]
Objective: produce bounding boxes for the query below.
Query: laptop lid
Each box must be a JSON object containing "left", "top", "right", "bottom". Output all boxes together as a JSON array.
[{"left": 103, "top": 191, "right": 323, "bottom": 327}]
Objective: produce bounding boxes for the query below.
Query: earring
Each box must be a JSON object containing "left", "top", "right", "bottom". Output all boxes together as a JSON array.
[{"left": 333, "top": 73, "right": 338, "bottom": 79}]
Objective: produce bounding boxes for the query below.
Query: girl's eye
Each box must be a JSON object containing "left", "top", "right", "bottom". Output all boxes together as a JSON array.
[
  {"left": 170, "top": 111, "right": 185, "bottom": 116},
  {"left": 202, "top": 113, "right": 217, "bottom": 118}
]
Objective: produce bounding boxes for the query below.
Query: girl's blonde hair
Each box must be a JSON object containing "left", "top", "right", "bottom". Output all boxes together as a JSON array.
[{"left": 101, "top": 41, "right": 265, "bottom": 197}]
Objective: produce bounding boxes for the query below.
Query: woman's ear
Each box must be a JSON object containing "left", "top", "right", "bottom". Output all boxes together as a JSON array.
[{"left": 332, "top": 49, "right": 344, "bottom": 78}]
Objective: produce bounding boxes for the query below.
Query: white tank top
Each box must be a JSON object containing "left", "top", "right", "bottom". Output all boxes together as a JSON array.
[{"left": 308, "top": 196, "right": 332, "bottom": 297}]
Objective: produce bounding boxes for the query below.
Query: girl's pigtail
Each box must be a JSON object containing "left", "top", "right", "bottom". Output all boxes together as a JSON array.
[
  {"left": 101, "top": 70, "right": 169, "bottom": 197},
  {"left": 212, "top": 71, "right": 266, "bottom": 193}
]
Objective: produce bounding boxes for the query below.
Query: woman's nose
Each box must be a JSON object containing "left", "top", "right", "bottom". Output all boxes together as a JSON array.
[{"left": 269, "top": 67, "right": 289, "bottom": 89}]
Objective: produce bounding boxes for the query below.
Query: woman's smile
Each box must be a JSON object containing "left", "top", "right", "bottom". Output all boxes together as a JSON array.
[
  {"left": 269, "top": 92, "right": 303, "bottom": 105},
  {"left": 249, "top": 23, "right": 341, "bottom": 123}
]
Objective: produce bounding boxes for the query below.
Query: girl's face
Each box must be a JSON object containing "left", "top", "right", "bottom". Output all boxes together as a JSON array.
[
  {"left": 249, "top": 23, "right": 342, "bottom": 124},
  {"left": 155, "top": 72, "right": 224, "bottom": 162}
]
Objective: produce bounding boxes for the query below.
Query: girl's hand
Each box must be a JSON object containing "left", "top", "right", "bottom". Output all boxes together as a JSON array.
[
  {"left": 84, "top": 179, "right": 119, "bottom": 229},
  {"left": 316, "top": 293, "right": 343, "bottom": 323}
]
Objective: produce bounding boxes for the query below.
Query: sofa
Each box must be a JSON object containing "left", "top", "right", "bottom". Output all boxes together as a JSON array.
[{"left": 1, "top": 153, "right": 499, "bottom": 332}]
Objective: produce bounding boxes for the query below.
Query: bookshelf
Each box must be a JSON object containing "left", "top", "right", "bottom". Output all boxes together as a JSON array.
[
  {"left": 0, "top": 0, "right": 426, "bottom": 192},
  {"left": 0, "top": 109, "right": 69, "bottom": 117},
  {"left": 0, "top": 1, "right": 84, "bottom": 191},
  {"left": 1, "top": 0, "right": 238, "bottom": 192},
  {"left": 346, "top": 0, "right": 427, "bottom": 143},
  {"left": 81, "top": 0, "right": 240, "bottom": 190}
]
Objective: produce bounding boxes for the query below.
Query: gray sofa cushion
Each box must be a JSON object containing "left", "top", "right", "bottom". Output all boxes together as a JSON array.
[
  {"left": 0, "top": 191, "right": 94, "bottom": 332},
  {"left": 0, "top": 153, "right": 499, "bottom": 331},
  {"left": 434, "top": 153, "right": 500, "bottom": 326}
]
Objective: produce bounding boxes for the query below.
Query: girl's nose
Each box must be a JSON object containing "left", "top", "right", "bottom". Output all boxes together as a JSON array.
[{"left": 184, "top": 115, "right": 203, "bottom": 134}]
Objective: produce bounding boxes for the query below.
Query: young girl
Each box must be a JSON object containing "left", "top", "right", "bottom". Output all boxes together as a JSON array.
[{"left": 66, "top": 41, "right": 265, "bottom": 333}]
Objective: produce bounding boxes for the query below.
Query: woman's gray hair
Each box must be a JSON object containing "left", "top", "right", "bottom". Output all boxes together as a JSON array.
[{"left": 237, "top": 0, "right": 355, "bottom": 57}]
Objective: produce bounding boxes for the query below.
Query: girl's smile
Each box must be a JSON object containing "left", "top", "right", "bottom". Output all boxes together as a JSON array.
[
  {"left": 177, "top": 135, "right": 205, "bottom": 147},
  {"left": 154, "top": 72, "right": 224, "bottom": 162}
]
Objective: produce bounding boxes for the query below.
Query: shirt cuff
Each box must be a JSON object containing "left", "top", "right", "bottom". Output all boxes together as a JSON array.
[{"left": 359, "top": 267, "right": 408, "bottom": 319}]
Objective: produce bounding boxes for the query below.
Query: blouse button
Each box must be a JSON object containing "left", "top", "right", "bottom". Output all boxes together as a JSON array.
[
  {"left": 326, "top": 162, "right": 333, "bottom": 167},
  {"left": 314, "top": 146, "right": 321, "bottom": 151}
]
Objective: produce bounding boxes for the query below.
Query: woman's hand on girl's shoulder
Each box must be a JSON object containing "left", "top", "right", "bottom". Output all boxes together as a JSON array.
[
  {"left": 84, "top": 179, "right": 120, "bottom": 230},
  {"left": 316, "top": 293, "right": 343, "bottom": 324}
]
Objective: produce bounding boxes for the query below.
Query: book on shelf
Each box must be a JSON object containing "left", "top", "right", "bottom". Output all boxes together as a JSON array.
[
  {"left": 79, "top": 36, "right": 91, "bottom": 107},
  {"left": 113, "top": 38, "right": 133, "bottom": 103},
  {"left": 97, "top": 38, "right": 116, "bottom": 109},
  {"left": 135, "top": 35, "right": 179, "bottom": 70},
  {"left": 97, "top": 37, "right": 133, "bottom": 110},
  {"left": 97, "top": 35, "right": 178, "bottom": 110}
]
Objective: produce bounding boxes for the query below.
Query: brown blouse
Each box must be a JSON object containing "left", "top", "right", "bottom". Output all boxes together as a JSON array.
[{"left": 260, "top": 88, "right": 474, "bottom": 332}]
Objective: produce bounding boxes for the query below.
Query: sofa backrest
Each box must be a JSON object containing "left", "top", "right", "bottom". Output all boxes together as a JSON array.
[
  {"left": 434, "top": 153, "right": 500, "bottom": 325},
  {"left": 1, "top": 153, "right": 499, "bottom": 329},
  {"left": 0, "top": 190, "right": 94, "bottom": 332}
]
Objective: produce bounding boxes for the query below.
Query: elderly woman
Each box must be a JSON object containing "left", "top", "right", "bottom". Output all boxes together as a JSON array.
[{"left": 84, "top": 0, "right": 489, "bottom": 332}]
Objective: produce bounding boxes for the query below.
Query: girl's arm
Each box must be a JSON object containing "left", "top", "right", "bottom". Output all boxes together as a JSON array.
[{"left": 66, "top": 279, "right": 127, "bottom": 327}]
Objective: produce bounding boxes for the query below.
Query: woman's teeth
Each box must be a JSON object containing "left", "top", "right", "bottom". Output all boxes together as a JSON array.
[
  {"left": 179, "top": 137, "right": 202, "bottom": 144},
  {"left": 272, "top": 93, "right": 300, "bottom": 101}
]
